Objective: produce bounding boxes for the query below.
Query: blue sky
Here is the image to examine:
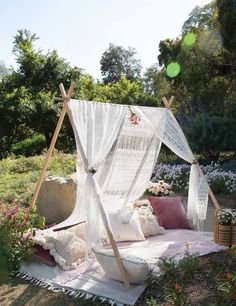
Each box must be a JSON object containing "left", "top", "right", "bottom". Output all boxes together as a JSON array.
[{"left": 1, "top": 0, "right": 210, "bottom": 79}]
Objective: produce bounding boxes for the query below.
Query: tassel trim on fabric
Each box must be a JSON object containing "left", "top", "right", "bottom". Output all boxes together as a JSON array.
[{"left": 16, "top": 271, "right": 124, "bottom": 306}]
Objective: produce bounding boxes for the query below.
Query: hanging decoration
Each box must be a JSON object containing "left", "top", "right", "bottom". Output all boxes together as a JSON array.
[{"left": 128, "top": 106, "right": 141, "bottom": 125}]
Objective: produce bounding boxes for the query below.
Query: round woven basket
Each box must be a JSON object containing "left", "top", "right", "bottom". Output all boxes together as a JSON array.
[
  {"left": 232, "top": 225, "right": 236, "bottom": 246},
  {"left": 218, "top": 224, "right": 231, "bottom": 247}
]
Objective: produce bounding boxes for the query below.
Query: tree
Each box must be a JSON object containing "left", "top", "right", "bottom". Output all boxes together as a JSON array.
[
  {"left": 158, "top": 39, "right": 181, "bottom": 67},
  {"left": 142, "top": 65, "right": 177, "bottom": 106},
  {"left": 182, "top": 1, "right": 218, "bottom": 34},
  {"left": 95, "top": 76, "right": 144, "bottom": 105},
  {"left": 0, "top": 61, "right": 9, "bottom": 81},
  {"left": 217, "top": 0, "right": 236, "bottom": 54},
  {"left": 0, "top": 86, "right": 33, "bottom": 157},
  {"left": 100, "top": 43, "right": 141, "bottom": 84},
  {"left": 185, "top": 114, "right": 236, "bottom": 161},
  {"left": 0, "top": 29, "right": 82, "bottom": 155}
]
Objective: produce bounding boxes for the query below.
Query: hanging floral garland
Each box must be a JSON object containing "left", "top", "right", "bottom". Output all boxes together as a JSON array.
[{"left": 128, "top": 106, "right": 141, "bottom": 125}]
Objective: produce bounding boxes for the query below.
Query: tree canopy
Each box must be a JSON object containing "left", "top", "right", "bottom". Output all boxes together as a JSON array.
[
  {"left": 217, "top": 0, "right": 236, "bottom": 54},
  {"left": 100, "top": 43, "right": 141, "bottom": 84}
]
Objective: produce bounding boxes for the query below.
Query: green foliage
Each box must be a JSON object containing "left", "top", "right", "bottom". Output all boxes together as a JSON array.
[
  {"left": 0, "top": 202, "right": 45, "bottom": 273},
  {"left": 164, "top": 283, "right": 189, "bottom": 306},
  {"left": 158, "top": 39, "right": 181, "bottom": 67},
  {"left": 0, "top": 60, "right": 9, "bottom": 81},
  {"left": 156, "top": 1, "right": 236, "bottom": 152},
  {"left": 0, "top": 86, "right": 34, "bottom": 157},
  {"left": 178, "top": 251, "right": 201, "bottom": 279},
  {"left": 0, "top": 153, "right": 76, "bottom": 205},
  {"left": 0, "top": 29, "right": 81, "bottom": 156},
  {"left": 217, "top": 0, "right": 236, "bottom": 54},
  {"left": 100, "top": 43, "right": 141, "bottom": 84},
  {"left": 146, "top": 296, "right": 158, "bottom": 306},
  {"left": 96, "top": 76, "right": 145, "bottom": 105},
  {"left": 185, "top": 114, "right": 236, "bottom": 161},
  {"left": 157, "top": 252, "right": 200, "bottom": 284},
  {"left": 11, "top": 134, "right": 46, "bottom": 157},
  {"left": 182, "top": 1, "right": 219, "bottom": 33},
  {"left": 48, "top": 151, "right": 76, "bottom": 176},
  {"left": 157, "top": 257, "right": 180, "bottom": 283},
  {"left": 146, "top": 248, "right": 236, "bottom": 305},
  {"left": 150, "top": 252, "right": 200, "bottom": 305}
]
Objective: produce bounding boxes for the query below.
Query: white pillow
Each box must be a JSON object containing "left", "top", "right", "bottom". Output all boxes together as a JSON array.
[
  {"left": 67, "top": 221, "right": 86, "bottom": 240},
  {"left": 137, "top": 206, "right": 165, "bottom": 237},
  {"left": 34, "top": 230, "right": 86, "bottom": 270},
  {"left": 108, "top": 209, "right": 145, "bottom": 242},
  {"left": 95, "top": 249, "right": 149, "bottom": 284}
]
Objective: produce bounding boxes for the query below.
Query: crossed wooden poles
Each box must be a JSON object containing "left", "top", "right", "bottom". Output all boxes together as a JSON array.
[{"left": 30, "top": 82, "right": 220, "bottom": 289}]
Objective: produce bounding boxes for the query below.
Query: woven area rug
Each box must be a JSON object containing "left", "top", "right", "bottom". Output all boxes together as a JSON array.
[{"left": 18, "top": 230, "right": 227, "bottom": 305}]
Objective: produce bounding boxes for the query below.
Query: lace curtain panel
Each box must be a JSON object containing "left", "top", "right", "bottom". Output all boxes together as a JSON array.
[{"left": 54, "top": 100, "right": 209, "bottom": 243}]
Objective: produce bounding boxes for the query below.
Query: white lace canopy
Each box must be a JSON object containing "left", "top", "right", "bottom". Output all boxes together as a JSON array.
[{"left": 54, "top": 99, "right": 209, "bottom": 247}]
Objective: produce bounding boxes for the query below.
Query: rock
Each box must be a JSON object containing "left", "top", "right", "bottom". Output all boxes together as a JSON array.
[{"left": 37, "top": 175, "right": 77, "bottom": 224}]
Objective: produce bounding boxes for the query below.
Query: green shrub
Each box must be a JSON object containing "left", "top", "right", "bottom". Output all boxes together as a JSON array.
[
  {"left": 11, "top": 134, "right": 46, "bottom": 157},
  {"left": 0, "top": 153, "right": 76, "bottom": 205},
  {"left": 0, "top": 202, "right": 45, "bottom": 273},
  {"left": 185, "top": 114, "right": 236, "bottom": 161}
]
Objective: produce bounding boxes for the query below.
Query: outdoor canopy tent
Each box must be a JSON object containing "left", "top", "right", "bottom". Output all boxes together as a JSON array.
[{"left": 31, "top": 81, "right": 220, "bottom": 288}]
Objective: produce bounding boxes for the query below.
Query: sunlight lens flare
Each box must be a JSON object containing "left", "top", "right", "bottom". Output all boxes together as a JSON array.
[
  {"left": 166, "top": 62, "right": 181, "bottom": 78},
  {"left": 182, "top": 32, "right": 196, "bottom": 49},
  {"left": 198, "top": 30, "right": 222, "bottom": 55}
]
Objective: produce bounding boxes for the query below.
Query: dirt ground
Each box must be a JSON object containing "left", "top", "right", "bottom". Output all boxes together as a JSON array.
[{"left": 0, "top": 194, "right": 235, "bottom": 306}]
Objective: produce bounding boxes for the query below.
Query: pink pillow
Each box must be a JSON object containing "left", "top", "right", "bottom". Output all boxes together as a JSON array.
[
  {"left": 149, "top": 196, "right": 192, "bottom": 229},
  {"left": 30, "top": 244, "right": 56, "bottom": 266}
]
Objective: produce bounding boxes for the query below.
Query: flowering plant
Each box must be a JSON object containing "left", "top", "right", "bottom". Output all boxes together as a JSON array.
[
  {"left": 0, "top": 200, "right": 45, "bottom": 273},
  {"left": 146, "top": 180, "right": 174, "bottom": 196},
  {"left": 217, "top": 209, "right": 233, "bottom": 226}
]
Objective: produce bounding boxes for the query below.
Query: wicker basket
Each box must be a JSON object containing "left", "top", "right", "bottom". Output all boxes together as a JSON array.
[
  {"left": 218, "top": 224, "right": 231, "bottom": 246},
  {"left": 215, "top": 208, "right": 236, "bottom": 247},
  {"left": 232, "top": 225, "right": 236, "bottom": 246}
]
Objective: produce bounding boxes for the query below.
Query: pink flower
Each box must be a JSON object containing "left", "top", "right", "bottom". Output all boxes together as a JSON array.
[
  {"left": 6, "top": 206, "right": 20, "bottom": 219},
  {"left": 130, "top": 114, "right": 141, "bottom": 125}
]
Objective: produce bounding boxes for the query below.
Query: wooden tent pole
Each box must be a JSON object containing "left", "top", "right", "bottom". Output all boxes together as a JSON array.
[
  {"left": 162, "top": 96, "right": 174, "bottom": 109},
  {"left": 96, "top": 199, "right": 130, "bottom": 288},
  {"left": 30, "top": 82, "right": 75, "bottom": 209}
]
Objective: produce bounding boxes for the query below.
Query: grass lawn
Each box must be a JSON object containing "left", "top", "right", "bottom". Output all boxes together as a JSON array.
[{"left": 0, "top": 153, "right": 76, "bottom": 205}]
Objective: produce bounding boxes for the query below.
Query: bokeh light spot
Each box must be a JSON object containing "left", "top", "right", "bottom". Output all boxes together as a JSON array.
[
  {"left": 183, "top": 32, "right": 196, "bottom": 49},
  {"left": 198, "top": 30, "right": 222, "bottom": 55},
  {"left": 166, "top": 62, "right": 181, "bottom": 78}
]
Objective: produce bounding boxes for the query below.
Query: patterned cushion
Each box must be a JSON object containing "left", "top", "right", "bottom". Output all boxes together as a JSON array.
[
  {"left": 137, "top": 205, "right": 165, "bottom": 237},
  {"left": 34, "top": 230, "right": 86, "bottom": 270}
]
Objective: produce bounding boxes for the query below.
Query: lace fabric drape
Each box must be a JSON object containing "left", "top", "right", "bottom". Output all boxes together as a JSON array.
[
  {"left": 54, "top": 101, "right": 210, "bottom": 246},
  {"left": 133, "top": 107, "right": 209, "bottom": 229}
]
